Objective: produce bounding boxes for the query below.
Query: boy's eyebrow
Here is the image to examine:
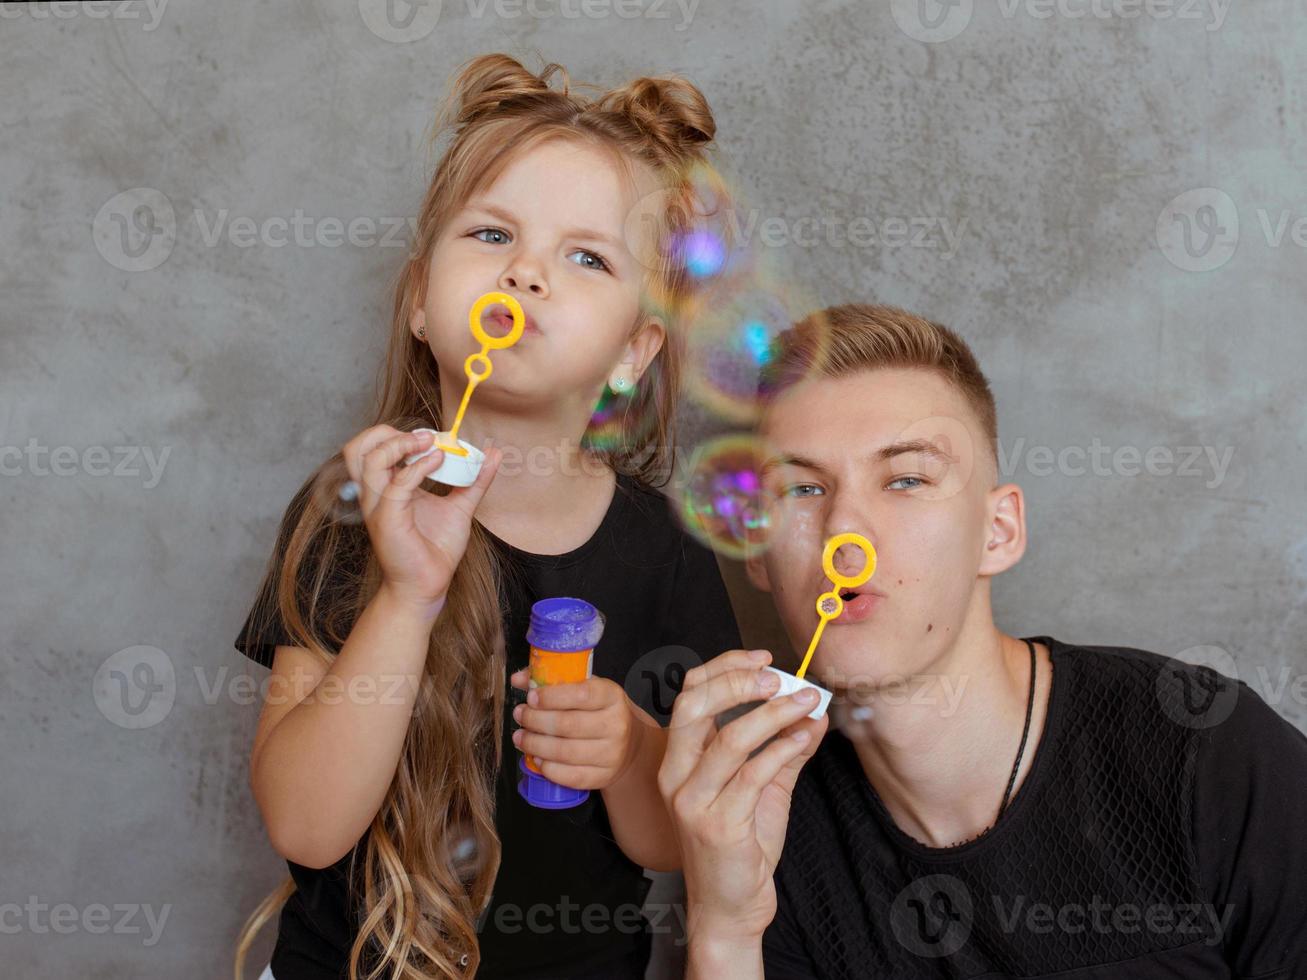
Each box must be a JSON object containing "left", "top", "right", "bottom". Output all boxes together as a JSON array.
[
  {"left": 760, "top": 439, "right": 955, "bottom": 476},
  {"left": 877, "top": 439, "right": 957, "bottom": 464},
  {"left": 760, "top": 452, "right": 828, "bottom": 477}
]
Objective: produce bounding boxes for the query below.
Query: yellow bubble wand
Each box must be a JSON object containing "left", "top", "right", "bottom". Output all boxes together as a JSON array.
[
  {"left": 794, "top": 532, "right": 878, "bottom": 680},
  {"left": 436, "top": 291, "right": 526, "bottom": 457}
]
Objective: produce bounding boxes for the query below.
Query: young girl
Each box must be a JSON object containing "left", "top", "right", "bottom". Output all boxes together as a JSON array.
[{"left": 232, "top": 54, "right": 742, "bottom": 980}]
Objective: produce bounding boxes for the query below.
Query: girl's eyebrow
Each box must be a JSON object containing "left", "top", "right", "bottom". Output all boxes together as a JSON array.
[
  {"left": 563, "top": 226, "right": 623, "bottom": 249},
  {"left": 463, "top": 199, "right": 623, "bottom": 251},
  {"left": 463, "top": 201, "right": 517, "bottom": 224}
]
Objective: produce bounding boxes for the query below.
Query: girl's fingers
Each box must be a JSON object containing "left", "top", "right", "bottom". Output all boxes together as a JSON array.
[
  {"left": 445, "top": 445, "right": 502, "bottom": 517},
  {"left": 342, "top": 424, "right": 400, "bottom": 487},
  {"left": 359, "top": 431, "right": 435, "bottom": 513},
  {"left": 715, "top": 715, "right": 827, "bottom": 825},
  {"left": 371, "top": 446, "right": 444, "bottom": 522},
  {"left": 675, "top": 692, "right": 818, "bottom": 812},
  {"left": 515, "top": 731, "right": 615, "bottom": 767},
  {"left": 533, "top": 759, "right": 610, "bottom": 790},
  {"left": 661, "top": 662, "right": 779, "bottom": 793},
  {"left": 528, "top": 680, "right": 613, "bottom": 711},
  {"left": 515, "top": 703, "right": 611, "bottom": 738}
]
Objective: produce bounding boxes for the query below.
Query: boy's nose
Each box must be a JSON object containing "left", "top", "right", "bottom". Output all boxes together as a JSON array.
[{"left": 831, "top": 541, "right": 871, "bottom": 579}]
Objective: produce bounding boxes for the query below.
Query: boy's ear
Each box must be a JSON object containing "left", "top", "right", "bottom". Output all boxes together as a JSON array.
[
  {"left": 980, "top": 483, "right": 1028, "bottom": 576},
  {"left": 745, "top": 548, "right": 774, "bottom": 593}
]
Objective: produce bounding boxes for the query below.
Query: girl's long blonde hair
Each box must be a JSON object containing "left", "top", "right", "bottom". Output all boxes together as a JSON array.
[{"left": 234, "top": 53, "right": 722, "bottom": 979}]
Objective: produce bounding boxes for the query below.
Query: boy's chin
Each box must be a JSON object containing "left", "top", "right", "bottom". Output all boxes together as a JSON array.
[{"left": 804, "top": 640, "right": 924, "bottom": 695}]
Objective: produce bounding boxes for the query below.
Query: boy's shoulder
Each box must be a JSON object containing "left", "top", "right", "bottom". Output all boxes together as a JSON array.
[{"left": 1035, "top": 637, "right": 1301, "bottom": 783}]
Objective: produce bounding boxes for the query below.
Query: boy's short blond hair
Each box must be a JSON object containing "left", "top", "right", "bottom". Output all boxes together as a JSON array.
[{"left": 759, "top": 303, "right": 999, "bottom": 469}]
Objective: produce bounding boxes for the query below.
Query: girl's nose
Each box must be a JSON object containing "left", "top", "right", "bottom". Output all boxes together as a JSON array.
[{"left": 499, "top": 256, "right": 549, "bottom": 298}]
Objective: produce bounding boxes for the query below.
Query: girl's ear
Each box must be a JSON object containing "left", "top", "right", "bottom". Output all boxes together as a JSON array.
[
  {"left": 410, "top": 307, "right": 427, "bottom": 341},
  {"left": 611, "top": 315, "right": 666, "bottom": 388}
]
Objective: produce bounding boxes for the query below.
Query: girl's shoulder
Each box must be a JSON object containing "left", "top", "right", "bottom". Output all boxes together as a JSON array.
[{"left": 610, "top": 471, "right": 684, "bottom": 538}]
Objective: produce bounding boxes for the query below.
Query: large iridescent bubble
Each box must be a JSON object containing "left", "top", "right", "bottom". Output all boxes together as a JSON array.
[
  {"left": 681, "top": 278, "right": 810, "bottom": 426},
  {"left": 676, "top": 433, "right": 784, "bottom": 560}
]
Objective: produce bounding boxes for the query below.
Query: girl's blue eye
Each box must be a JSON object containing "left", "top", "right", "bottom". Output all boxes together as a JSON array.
[
  {"left": 471, "top": 228, "right": 510, "bottom": 245},
  {"left": 887, "top": 476, "right": 926, "bottom": 490},
  {"left": 784, "top": 483, "right": 824, "bottom": 498},
  {"left": 568, "top": 249, "right": 610, "bottom": 272}
]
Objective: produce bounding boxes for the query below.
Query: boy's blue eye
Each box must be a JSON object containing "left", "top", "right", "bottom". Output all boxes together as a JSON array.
[
  {"left": 887, "top": 476, "right": 925, "bottom": 490},
  {"left": 568, "top": 249, "right": 610, "bottom": 272},
  {"left": 471, "top": 227, "right": 510, "bottom": 245},
  {"left": 784, "top": 483, "right": 824, "bottom": 498}
]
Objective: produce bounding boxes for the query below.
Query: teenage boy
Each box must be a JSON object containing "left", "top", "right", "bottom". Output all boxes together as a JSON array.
[{"left": 659, "top": 304, "right": 1307, "bottom": 979}]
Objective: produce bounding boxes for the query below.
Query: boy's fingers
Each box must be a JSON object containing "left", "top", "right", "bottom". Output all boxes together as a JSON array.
[
  {"left": 673, "top": 666, "right": 779, "bottom": 730},
  {"left": 661, "top": 666, "right": 780, "bottom": 791},
  {"left": 677, "top": 693, "right": 817, "bottom": 812},
  {"left": 716, "top": 715, "right": 827, "bottom": 824},
  {"left": 681, "top": 649, "right": 772, "bottom": 691}
]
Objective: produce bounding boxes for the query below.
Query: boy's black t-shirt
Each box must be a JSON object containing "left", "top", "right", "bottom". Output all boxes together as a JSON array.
[
  {"left": 761, "top": 636, "right": 1307, "bottom": 979},
  {"left": 234, "top": 472, "right": 743, "bottom": 980}
]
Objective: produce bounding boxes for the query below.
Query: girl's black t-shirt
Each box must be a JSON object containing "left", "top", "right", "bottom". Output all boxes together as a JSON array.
[{"left": 234, "top": 472, "right": 743, "bottom": 979}]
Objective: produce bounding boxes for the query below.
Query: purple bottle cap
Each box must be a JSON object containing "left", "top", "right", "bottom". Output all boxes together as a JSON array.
[
  {"left": 526, "top": 597, "right": 605, "bottom": 652},
  {"left": 517, "top": 757, "right": 590, "bottom": 809}
]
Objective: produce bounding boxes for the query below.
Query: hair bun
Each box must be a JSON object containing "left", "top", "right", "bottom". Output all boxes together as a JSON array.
[
  {"left": 599, "top": 75, "right": 716, "bottom": 154},
  {"left": 449, "top": 53, "right": 567, "bottom": 126}
]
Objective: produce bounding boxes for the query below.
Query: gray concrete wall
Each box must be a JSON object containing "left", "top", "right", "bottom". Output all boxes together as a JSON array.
[{"left": 3, "top": 0, "right": 1303, "bottom": 975}]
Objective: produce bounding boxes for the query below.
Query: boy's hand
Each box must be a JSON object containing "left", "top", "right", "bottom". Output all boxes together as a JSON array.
[{"left": 509, "top": 670, "right": 646, "bottom": 790}]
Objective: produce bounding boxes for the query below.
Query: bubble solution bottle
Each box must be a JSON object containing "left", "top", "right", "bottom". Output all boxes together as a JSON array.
[{"left": 517, "top": 597, "right": 605, "bottom": 809}]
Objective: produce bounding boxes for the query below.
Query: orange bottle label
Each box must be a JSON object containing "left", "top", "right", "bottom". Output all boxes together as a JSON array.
[{"left": 523, "top": 645, "right": 594, "bottom": 773}]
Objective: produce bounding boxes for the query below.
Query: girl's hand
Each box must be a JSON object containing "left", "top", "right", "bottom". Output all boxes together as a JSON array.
[
  {"left": 342, "top": 425, "right": 501, "bottom": 620},
  {"left": 656, "top": 650, "right": 828, "bottom": 944},
  {"left": 509, "top": 670, "right": 646, "bottom": 790}
]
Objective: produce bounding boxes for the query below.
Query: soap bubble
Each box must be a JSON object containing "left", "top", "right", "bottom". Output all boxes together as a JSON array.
[
  {"left": 683, "top": 282, "right": 803, "bottom": 425},
  {"left": 440, "top": 820, "right": 485, "bottom": 887},
  {"left": 310, "top": 454, "right": 366, "bottom": 526},
  {"left": 676, "top": 433, "right": 784, "bottom": 560},
  {"left": 629, "top": 161, "right": 753, "bottom": 316},
  {"left": 584, "top": 381, "right": 660, "bottom": 455}
]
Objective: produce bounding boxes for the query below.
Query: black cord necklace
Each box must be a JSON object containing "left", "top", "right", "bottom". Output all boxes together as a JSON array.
[
  {"left": 941, "top": 638, "right": 1037, "bottom": 848},
  {"left": 997, "top": 638, "right": 1038, "bottom": 817}
]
